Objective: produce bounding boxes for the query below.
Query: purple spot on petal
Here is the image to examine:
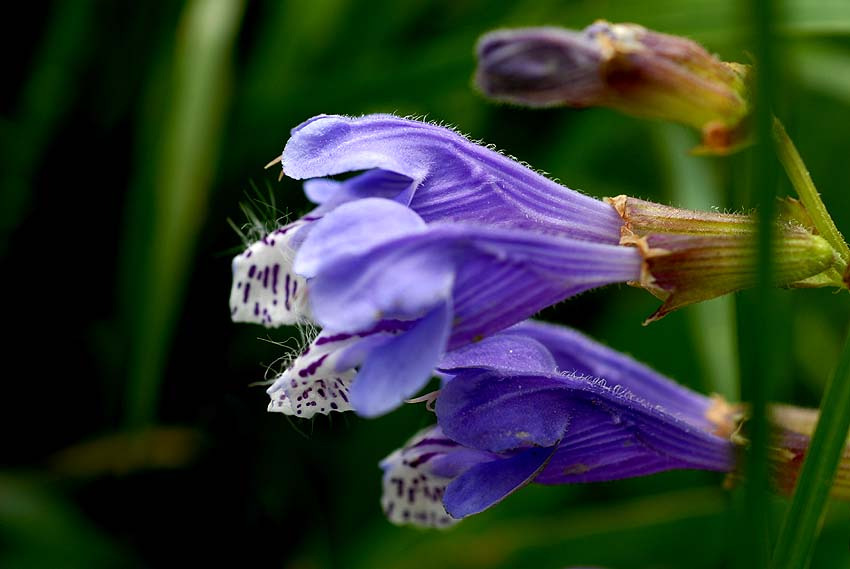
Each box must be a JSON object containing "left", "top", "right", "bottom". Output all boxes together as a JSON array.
[
  {"left": 284, "top": 274, "right": 291, "bottom": 310},
  {"left": 243, "top": 283, "right": 251, "bottom": 303},
  {"left": 298, "top": 354, "right": 329, "bottom": 377},
  {"left": 316, "top": 332, "right": 353, "bottom": 345},
  {"left": 248, "top": 265, "right": 256, "bottom": 278},
  {"left": 272, "top": 264, "right": 280, "bottom": 294},
  {"left": 407, "top": 451, "right": 440, "bottom": 468}
]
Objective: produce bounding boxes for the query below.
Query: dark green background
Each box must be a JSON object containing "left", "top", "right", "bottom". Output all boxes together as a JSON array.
[{"left": 2, "top": 1, "right": 850, "bottom": 567}]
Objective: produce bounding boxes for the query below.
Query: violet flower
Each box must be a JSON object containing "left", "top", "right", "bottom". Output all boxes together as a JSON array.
[
  {"left": 230, "top": 113, "right": 624, "bottom": 327},
  {"left": 380, "top": 320, "right": 737, "bottom": 527},
  {"left": 266, "top": 199, "right": 642, "bottom": 418}
]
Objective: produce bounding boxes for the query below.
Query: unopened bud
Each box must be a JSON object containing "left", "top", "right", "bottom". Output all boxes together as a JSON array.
[
  {"left": 769, "top": 404, "right": 850, "bottom": 499},
  {"left": 476, "top": 21, "right": 750, "bottom": 153}
]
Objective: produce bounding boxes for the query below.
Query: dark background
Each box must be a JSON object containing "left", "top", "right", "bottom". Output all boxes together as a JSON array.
[{"left": 2, "top": 1, "right": 850, "bottom": 567}]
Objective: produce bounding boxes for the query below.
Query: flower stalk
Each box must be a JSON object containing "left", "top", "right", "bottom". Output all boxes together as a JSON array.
[{"left": 772, "top": 118, "right": 850, "bottom": 269}]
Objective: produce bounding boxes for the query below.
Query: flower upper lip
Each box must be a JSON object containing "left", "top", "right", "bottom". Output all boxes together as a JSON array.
[{"left": 279, "top": 113, "right": 624, "bottom": 243}]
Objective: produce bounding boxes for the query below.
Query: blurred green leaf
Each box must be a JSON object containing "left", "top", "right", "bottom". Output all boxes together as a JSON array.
[
  {"left": 0, "top": 474, "right": 126, "bottom": 568},
  {"left": 49, "top": 427, "right": 203, "bottom": 477},
  {"left": 0, "top": 0, "right": 95, "bottom": 257},
  {"left": 348, "top": 487, "right": 731, "bottom": 569},
  {"left": 123, "top": 0, "right": 246, "bottom": 427},
  {"left": 792, "top": 43, "right": 850, "bottom": 102},
  {"left": 655, "top": 124, "right": 741, "bottom": 400}
]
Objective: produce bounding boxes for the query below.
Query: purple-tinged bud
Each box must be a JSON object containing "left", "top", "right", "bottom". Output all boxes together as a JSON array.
[
  {"left": 476, "top": 21, "right": 750, "bottom": 153},
  {"left": 475, "top": 27, "right": 607, "bottom": 108},
  {"left": 768, "top": 405, "right": 850, "bottom": 499},
  {"left": 606, "top": 196, "right": 841, "bottom": 322}
]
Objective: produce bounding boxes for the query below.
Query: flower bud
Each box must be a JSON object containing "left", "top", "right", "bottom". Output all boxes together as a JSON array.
[
  {"left": 606, "top": 196, "right": 840, "bottom": 322},
  {"left": 769, "top": 404, "right": 850, "bottom": 499},
  {"left": 476, "top": 21, "right": 750, "bottom": 153}
]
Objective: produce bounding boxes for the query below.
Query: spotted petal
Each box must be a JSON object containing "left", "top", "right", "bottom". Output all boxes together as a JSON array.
[
  {"left": 380, "top": 426, "right": 497, "bottom": 528},
  {"left": 266, "top": 330, "right": 359, "bottom": 418},
  {"left": 230, "top": 221, "right": 311, "bottom": 327}
]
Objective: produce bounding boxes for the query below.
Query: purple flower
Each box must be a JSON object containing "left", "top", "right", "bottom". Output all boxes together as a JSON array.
[
  {"left": 267, "top": 198, "right": 642, "bottom": 417},
  {"left": 230, "top": 114, "right": 625, "bottom": 328},
  {"left": 380, "top": 424, "right": 552, "bottom": 528},
  {"left": 380, "top": 320, "right": 736, "bottom": 527}
]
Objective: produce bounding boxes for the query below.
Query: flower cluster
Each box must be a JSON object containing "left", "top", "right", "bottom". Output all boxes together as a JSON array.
[
  {"left": 233, "top": 113, "right": 645, "bottom": 417},
  {"left": 229, "top": 111, "right": 843, "bottom": 527}
]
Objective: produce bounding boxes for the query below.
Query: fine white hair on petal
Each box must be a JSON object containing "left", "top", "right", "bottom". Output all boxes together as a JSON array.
[
  {"left": 380, "top": 427, "right": 457, "bottom": 529},
  {"left": 230, "top": 220, "right": 311, "bottom": 327},
  {"left": 266, "top": 330, "right": 358, "bottom": 418}
]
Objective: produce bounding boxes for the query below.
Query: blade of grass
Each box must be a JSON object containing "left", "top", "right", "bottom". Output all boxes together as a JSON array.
[
  {"left": 773, "top": 329, "right": 850, "bottom": 568},
  {"left": 123, "top": 0, "right": 245, "bottom": 428}
]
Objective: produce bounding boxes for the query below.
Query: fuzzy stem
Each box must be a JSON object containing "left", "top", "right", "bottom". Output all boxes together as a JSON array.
[{"left": 772, "top": 118, "right": 850, "bottom": 266}]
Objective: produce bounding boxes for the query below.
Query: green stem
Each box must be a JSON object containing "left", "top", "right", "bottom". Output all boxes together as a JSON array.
[
  {"left": 740, "top": 0, "right": 779, "bottom": 566},
  {"left": 773, "top": 329, "right": 850, "bottom": 569},
  {"left": 772, "top": 118, "right": 850, "bottom": 265}
]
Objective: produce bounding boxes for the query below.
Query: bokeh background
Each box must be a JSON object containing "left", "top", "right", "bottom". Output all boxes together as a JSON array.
[{"left": 3, "top": 1, "right": 850, "bottom": 567}]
